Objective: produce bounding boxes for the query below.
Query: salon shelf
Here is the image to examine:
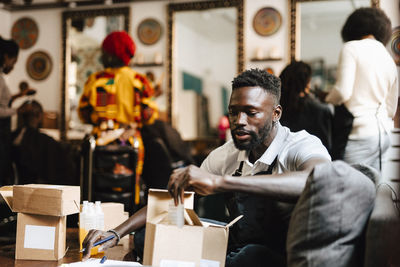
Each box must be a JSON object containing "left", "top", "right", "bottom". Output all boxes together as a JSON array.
[
  {"left": 250, "top": 57, "right": 282, "bottom": 62},
  {"left": 130, "top": 62, "right": 164, "bottom": 67}
]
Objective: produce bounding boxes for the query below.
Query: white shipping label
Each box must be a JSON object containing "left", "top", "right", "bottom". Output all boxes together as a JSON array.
[
  {"left": 200, "top": 259, "right": 220, "bottom": 267},
  {"left": 160, "top": 259, "right": 196, "bottom": 267},
  {"left": 24, "top": 225, "right": 56, "bottom": 250}
]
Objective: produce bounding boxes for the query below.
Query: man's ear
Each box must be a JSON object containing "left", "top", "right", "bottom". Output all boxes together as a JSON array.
[{"left": 273, "top": 105, "right": 282, "bottom": 122}]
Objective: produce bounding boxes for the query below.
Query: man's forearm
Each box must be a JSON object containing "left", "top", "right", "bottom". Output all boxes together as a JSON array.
[
  {"left": 113, "top": 206, "right": 147, "bottom": 237},
  {"left": 215, "top": 157, "right": 328, "bottom": 202},
  {"left": 218, "top": 171, "right": 309, "bottom": 202}
]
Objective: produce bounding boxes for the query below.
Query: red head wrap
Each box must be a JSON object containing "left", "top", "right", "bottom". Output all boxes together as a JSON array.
[{"left": 102, "top": 31, "right": 136, "bottom": 66}]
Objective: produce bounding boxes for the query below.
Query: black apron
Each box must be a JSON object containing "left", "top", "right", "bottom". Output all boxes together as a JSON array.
[{"left": 225, "top": 158, "right": 293, "bottom": 257}]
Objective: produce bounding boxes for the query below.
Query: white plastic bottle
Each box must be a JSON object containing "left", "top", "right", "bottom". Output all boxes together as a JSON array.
[
  {"left": 168, "top": 199, "right": 184, "bottom": 228},
  {"left": 79, "top": 200, "right": 89, "bottom": 228},
  {"left": 85, "top": 202, "right": 97, "bottom": 231},
  {"left": 95, "top": 201, "right": 104, "bottom": 231},
  {"left": 83, "top": 202, "right": 100, "bottom": 255}
]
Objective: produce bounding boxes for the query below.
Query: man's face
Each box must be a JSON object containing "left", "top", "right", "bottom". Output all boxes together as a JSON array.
[
  {"left": 228, "top": 86, "right": 281, "bottom": 152},
  {"left": 3, "top": 55, "right": 17, "bottom": 74}
]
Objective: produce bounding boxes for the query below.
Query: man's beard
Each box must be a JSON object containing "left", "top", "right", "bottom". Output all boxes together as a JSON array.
[{"left": 231, "top": 121, "right": 272, "bottom": 152}]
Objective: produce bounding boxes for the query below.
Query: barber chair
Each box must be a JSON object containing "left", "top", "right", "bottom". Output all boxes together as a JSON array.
[{"left": 81, "top": 136, "right": 138, "bottom": 215}]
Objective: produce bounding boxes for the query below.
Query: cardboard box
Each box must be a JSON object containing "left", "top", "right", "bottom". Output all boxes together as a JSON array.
[
  {"left": 12, "top": 184, "right": 80, "bottom": 216},
  {"left": 143, "top": 189, "right": 241, "bottom": 267},
  {"left": 79, "top": 202, "right": 129, "bottom": 242},
  {"left": 101, "top": 202, "right": 129, "bottom": 231},
  {"left": 16, "top": 213, "right": 66, "bottom": 260},
  {"left": 0, "top": 184, "right": 80, "bottom": 261}
]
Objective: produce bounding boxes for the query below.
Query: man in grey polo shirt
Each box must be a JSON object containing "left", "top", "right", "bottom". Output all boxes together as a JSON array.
[
  {"left": 169, "top": 68, "right": 331, "bottom": 267},
  {"left": 82, "top": 69, "right": 331, "bottom": 266}
]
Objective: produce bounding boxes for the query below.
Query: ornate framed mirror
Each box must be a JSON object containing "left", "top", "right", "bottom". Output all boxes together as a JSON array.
[
  {"left": 167, "top": 0, "right": 244, "bottom": 140},
  {"left": 61, "top": 7, "right": 130, "bottom": 140},
  {"left": 288, "top": 0, "right": 379, "bottom": 91}
]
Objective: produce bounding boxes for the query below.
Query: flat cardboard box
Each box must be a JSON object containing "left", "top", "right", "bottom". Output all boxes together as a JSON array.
[
  {"left": 143, "top": 189, "right": 241, "bottom": 267},
  {"left": 11, "top": 184, "right": 80, "bottom": 216},
  {"left": 15, "top": 213, "right": 66, "bottom": 260}
]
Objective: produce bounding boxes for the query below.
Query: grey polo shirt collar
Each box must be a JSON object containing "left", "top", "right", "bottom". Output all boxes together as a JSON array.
[{"left": 236, "top": 122, "right": 287, "bottom": 173}]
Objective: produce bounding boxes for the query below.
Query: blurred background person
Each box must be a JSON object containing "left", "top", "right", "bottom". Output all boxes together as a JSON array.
[
  {"left": 11, "top": 100, "right": 77, "bottom": 185},
  {"left": 78, "top": 31, "right": 193, "bottom": 209},
  {"left": 78, "top": 31, "right": 159, "bottom": 206},
  {"left": 0, "top": 37, "right": 31, "bottom": 185},
  {"left": 279, "top": 60, "right": 333, "bottom": 153},
  {"left": 324, "top": 7, "right": 398, "bottom": 171}
]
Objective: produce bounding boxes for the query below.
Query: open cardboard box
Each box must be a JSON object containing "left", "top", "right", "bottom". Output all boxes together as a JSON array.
[
  {"left": 0, "top": 184, "right": 80, "bottom": 261},
  {"left": 143, "top": 189, "right": 241, "bottom": 267}
]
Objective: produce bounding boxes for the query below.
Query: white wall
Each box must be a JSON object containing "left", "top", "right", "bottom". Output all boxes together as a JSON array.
[
  {"left": 381, "top": 0, "right": 400, "bottom": 26},
  {"left": 0, "top": 9, "right": 11, "bottom": 37},
  {"left": 7, "top": 9, "right": 62, "bottom": 130},
  {"left": 131, "top": 1, "right": 167, "bottom": 111},
  {"left": 245, "top": 0, "right": 289, "bottom": 75}
]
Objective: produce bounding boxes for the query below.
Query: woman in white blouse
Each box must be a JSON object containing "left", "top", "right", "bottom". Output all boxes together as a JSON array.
[{"left": 325, "top": 7, "right": 398, "bottom": 171}]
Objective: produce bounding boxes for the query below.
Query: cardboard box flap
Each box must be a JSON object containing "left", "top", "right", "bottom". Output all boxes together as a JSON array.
[
  {"left": 148, "top": 207, "right": 203, "bottom": 227},
  {"left": 199, "top": 215, "right": 242, "bottom": 229},
  {"left": 0, "top": 186, "right": 14, "bottom": 211},
  {"left": 225, "top": 215, "right": 243, "bottom": 228},
  {"left": 150, "top": 211, "right": 169, "bottom": 224},
  {"left": 147, "top": 189, "right": 194, "bottom": 223},
  {"left": 184, "top": 209, "right": 202, "bottom": 226}
]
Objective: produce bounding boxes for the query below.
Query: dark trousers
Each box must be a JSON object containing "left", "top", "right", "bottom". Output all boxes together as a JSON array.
[
  {"left": 133, "top": 227, "right": 146, "bottom": 261},
  {"left": 226, "top": 244, "right": 286, "bottom": 267}
]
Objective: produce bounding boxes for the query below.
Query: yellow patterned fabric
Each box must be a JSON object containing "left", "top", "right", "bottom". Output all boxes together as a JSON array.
[{"left": 78, "top": 66, "right": 158, "bottom": 126}]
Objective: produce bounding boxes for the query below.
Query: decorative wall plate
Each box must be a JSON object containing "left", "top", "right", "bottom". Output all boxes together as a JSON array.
[
  {"left": 391, "top": 26, "right": 400, "bottom": 65},
  {"left": 137, "top": 18, "right": 162, "bottom": 45},
  {"left": 26, "top": 51, "right": 52, "bottom": 81},
  {"left": 11, "top": 17, "right": 39, "bottom": 49},
  {"left": 253, "top": 7, "right": 282, "bottom": 36}
]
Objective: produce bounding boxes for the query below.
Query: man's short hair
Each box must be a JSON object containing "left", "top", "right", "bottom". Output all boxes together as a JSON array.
[
  {"left": 341, "top": 7, "right": 392, "bottom": 45},
  {"left": 231, "top": 68, "right": 281, "bottom": 104}
]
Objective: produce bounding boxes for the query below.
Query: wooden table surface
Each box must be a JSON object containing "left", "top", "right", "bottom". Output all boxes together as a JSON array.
[{"left": 0, "top": 228, "right": 135, "bottom": 267}]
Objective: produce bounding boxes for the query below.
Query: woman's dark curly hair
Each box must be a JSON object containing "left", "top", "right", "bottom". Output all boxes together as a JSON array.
[
  {"left": 231, "top": 68, "right": 281, "bottom": 104},
  {"left": 0, "top": 36, "right": 19, "bottom": 66},
  {"left": 341, "top": 7, "right": 392, "bottom": 45},
  {"left": 279, "top": 61, "right": 311, "bottom": 120}
]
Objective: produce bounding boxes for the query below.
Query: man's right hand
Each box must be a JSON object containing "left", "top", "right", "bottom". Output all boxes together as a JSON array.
[
  {"left": 81, "top": 229, "right": 118, "bottom": 261},
  {"left": 168, "top": 165, "right": 221, "bottom": 205}
]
